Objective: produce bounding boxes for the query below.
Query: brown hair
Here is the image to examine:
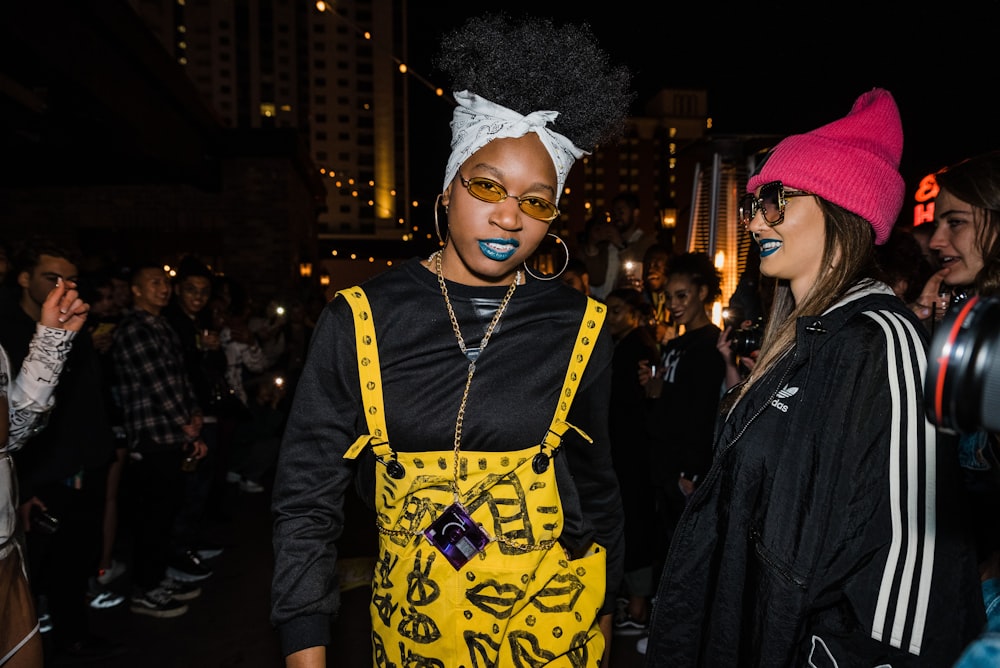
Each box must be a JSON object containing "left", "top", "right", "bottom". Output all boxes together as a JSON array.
[{"left": 729, "top": 198, "right": 879, "bottom": 405}]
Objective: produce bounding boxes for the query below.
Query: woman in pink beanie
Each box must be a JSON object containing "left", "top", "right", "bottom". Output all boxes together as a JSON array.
[{"left": 642, "top": 88, "right": 985, "bottom": 667}]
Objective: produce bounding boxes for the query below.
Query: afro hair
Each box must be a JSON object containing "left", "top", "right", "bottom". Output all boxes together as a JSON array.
[{"left": 433, "top": 13, "right": 634, "bottom": 152}]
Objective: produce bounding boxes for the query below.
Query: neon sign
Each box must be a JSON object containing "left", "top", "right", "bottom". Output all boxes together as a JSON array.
[{"left": 913, "top": 173, "right": 939, "bottom": 227}]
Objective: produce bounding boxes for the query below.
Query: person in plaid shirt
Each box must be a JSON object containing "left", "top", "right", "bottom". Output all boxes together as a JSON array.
[{"left": 112, "top": 261, "right": 208, "bottom": 618}]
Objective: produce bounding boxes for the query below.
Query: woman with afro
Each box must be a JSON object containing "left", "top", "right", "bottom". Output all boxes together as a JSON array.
[{"left": 270, "top": 13, "right": 633, "bottom": 668}]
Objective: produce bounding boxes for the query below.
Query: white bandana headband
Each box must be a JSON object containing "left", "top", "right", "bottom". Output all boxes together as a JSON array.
[{"left": 442, "top": 90, "right": 589, "bottom": 201}]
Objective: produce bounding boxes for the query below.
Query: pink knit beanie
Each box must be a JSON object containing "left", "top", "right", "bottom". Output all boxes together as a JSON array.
[{"left": 746, "top": 88, "right": 904, "bottom": 245}]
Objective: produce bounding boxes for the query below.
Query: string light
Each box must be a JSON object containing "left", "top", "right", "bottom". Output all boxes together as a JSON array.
[{"left": 311, "top": 1, "right": 471, "bottom": 257}]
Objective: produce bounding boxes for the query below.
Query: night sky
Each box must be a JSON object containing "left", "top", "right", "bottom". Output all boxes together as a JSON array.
[{"left": 405, "top": 1, "right": 1000, "bottom": 205}]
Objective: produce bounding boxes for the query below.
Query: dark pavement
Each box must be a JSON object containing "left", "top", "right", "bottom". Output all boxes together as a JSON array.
[{"left": 77, "top": 480, "right": 647, "bottom": 667}]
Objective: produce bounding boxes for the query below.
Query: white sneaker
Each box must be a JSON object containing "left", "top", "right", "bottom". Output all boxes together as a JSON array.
[
  {"left": 239, "top": 478, "right": 264, "bottom": 493},
  {"left": 196, "top": 546, "right": 224, "bottom": 560},
  {"left": 130, "top": 587, "right": 188, "bottom": 618},
  {"left": 159, "top": 577, "right": 202, "bottom": 601},
  {"left": 89, "top": 591, "right": 126, "bottom": 610},
  {"left": 38, "top": 612, "right": 53, "bottom": 634},
  {"left": 225, "top": 471, "right": 241, "bottom": 483},
  {"left": 96, "top": 559, "right": 126, "bottom": 586}
]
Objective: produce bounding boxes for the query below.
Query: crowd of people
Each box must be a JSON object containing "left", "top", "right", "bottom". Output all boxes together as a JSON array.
[
  {"left": 4, "top": 12, "right": 1000, "bottom": 668},
  {"left": 264, "top": 11, "right": 1000, "bottom": 668},
  {"left": 0, "top": 240, "right": 314, "bottom": 666}
]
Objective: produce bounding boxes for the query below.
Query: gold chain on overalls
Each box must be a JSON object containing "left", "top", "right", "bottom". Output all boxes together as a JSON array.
[
  {"left": 340, "top": 271, "right": 605, "bottom": 553},
  {"left": 434, "top": 250, "right": 519, "bottom": 503}
]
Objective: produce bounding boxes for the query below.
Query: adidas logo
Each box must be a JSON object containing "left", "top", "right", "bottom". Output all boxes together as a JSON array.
[{"left": 770, "top": 385, "right": 798, "bottom": 413}]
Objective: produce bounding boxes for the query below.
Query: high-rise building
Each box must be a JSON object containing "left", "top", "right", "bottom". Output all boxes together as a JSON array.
[{"left": 130, "top": 0, "right": 408, "bottom": 246}]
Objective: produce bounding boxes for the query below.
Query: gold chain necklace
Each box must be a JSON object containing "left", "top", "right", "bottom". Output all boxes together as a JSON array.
[
  {"left": 374, "top": 253, "right": 553, "bottom": 554},
  {"left": 434, "top": 250, "right": 519, "bottom": 498}
]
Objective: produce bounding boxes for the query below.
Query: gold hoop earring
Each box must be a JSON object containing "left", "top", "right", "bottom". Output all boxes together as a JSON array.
[
  {"left": 433, "top": 193, "right": 448, "bottom": 246},
  {"left": 523, "top": 233, "right": 570, "bottom": 281}
]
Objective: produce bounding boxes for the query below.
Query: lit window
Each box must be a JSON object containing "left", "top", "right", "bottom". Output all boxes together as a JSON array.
[{"left": 260, "top": 103, "right": 276, "bottom": 118}]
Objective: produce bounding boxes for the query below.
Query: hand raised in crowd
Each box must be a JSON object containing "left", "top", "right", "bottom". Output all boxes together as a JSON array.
[
  {"left": 17, "top": 496, "right": 48, "bottom": 533},
  {"left": 181, "top": 414, "right": 204, "bottom": 444},
  {"left": 910, "top": 267, "right": 953, "bottom": 323},
  {"left": 40, "top": 277, "right": 89, "bottom": 331},
  {"left": 655, "top": 320, "right": 677, "bottom": 347},
  {"left": 637, "top": 359, "right": 654, "bottom": 387},
  {"left": 227, "top": 312, "right": 256, "bottom": 345},
  {"left": 185, "top": 437, "right": 209, "bottom": 461},
  {"left": 678, "top": 475, "right": 697, "bottom": 499},
  {"left": 199, "top": 329, "right": 222, "bottom": 351},
  {"left": 717, "top": 324, "right": 757, "bottom": 370},
  {"left": 717, "top": 324, "right": 756, "bottom": 391}
]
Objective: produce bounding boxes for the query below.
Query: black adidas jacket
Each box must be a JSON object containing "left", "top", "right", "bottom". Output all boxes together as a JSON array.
[{"left": 645, "top": 281, "right": 985, "bottom": 667}]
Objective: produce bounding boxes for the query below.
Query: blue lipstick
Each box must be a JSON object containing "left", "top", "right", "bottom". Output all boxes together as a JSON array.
[{"left": 479, "top": 238, "right": 519, "bottom": 262}]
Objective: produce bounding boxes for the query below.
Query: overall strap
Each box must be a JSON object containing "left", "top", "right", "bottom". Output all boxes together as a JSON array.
[
  {"left": 338, "top": 289, "right": 605, "bottom": 457},
  {"left": 541, "top": 297, "right": 606, "bottom": 450},
  {"left": 337, "top": 287, "right": 391, "bottom": 461}
]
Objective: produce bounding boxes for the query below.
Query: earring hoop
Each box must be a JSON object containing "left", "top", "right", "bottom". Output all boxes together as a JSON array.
[
  {"left": 433, "top": 193, "right": 448, "bottom": 246},
  {"left": 523, "top": 233, "right": 570, "bottom": 281}
]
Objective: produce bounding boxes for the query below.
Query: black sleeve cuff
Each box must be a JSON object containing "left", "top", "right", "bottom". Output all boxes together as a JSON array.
[{"left": 277, "top": 613, "right": 332, "bottom": 657}]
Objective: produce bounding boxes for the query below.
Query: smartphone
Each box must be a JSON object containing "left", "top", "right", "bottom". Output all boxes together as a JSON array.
[
  {"left": 30, "top": 506, "right": 59, "bottom": 535},
  {"left": 93, "top": 322, "right": 116, "bottom": 337}
]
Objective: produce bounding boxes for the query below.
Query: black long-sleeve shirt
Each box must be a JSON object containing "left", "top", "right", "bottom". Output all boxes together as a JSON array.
[
  {"left": 646, "top": 323, "right": 725, "bottom": 483},
  {"left": 270, "top": 258, "right": 623, "bottom": 655}
]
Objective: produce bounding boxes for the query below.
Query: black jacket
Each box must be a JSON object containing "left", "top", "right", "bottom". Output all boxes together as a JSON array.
[
  {"left": 645, "top": 281, "right": 984, "bottom": 667},
  {"left": 163, "top": 301, "right": 228, "bottom": 417}
]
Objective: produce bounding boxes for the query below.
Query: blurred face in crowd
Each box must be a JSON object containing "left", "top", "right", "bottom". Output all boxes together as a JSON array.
[
  {"left": 176, "top": 275, "right": 212, "bottom": 317},
  {"left": 929, "top": 187, "right": 994, "bottom": 287},
  {"left": 611, "top": 198, "right": 637, "bottom": 233},
  {"left": 18, "top": 254, "right": 79, "bottom": 313},
  {"left": 664, "top": 273, "right": 710, "bottom": 330},
  {"left": 605, "top": 293, "right": 641, "bottom": 340},
  {"left": 90, "top": 284, "right": 116, "bottom": 319},
  {"left": 643, "top": 252, "right": 669, "bottom": 293},
  {"left": 561, "top": 268, "right": 589, "bottom": 295},
  {"left": 111, "top": 276, "right": 131, "bottom": 311},
  {"left": 132, "top": 267, "right": 171, "bottom": 314}
]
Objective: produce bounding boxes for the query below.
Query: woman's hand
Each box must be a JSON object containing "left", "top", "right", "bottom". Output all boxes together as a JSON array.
[
  {"left": 637, "top": 360, "right": 653, "bottom": 386},
  {"left": 911, "top": 267, "right": 953, "bottom": 322},
  {"left": 189, "top": 438, "right": 208, "bottom": 460},
  {"left": 18, "top": 497, "right": 47, "bottom": 533},
  {"left": 40, "top": 278, "right": 89, "bottom": 332},
  {"left": 678, "top": 474, "right": 697, "bottom": 498},
  {"left": 717, "top": 325, "right": 756, "bottom": 389},
  {"left": 716, "top": 326, "right": 735, "bottom": 359}
]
